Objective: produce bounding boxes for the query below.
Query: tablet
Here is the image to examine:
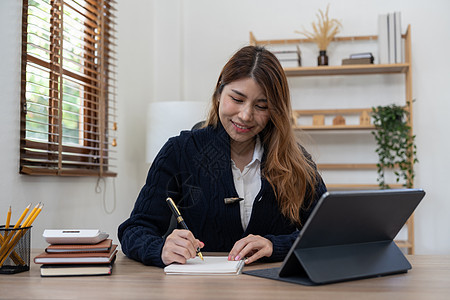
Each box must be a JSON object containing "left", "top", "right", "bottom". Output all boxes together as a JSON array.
[{"left": 244, "top": 188, "right": 425, "bottom": 285}]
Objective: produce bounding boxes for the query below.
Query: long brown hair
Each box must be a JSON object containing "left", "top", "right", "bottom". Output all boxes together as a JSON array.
[{"left": 205, "top": 46, "right": 318, "bottom": 226}]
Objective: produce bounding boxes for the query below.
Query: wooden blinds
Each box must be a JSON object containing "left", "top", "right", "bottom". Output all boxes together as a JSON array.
[{"left": 20, "top": 0, "right": 117, "bottom": 177}]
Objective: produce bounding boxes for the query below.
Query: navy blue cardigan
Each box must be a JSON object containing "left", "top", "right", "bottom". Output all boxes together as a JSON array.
[{"left": 118, "top": 124, "right": 326, "bottom": 267}]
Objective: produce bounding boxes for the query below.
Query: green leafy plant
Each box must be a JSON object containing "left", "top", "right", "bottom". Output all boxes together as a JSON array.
[{"left": 371, "top": 104, "right": 418, "bottom": 189}]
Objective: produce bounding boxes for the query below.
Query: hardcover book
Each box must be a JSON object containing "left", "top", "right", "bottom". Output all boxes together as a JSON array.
[
  {"left": 342, "top": 58, "right": 374, "bottom": 65},
  {"left": 45, "top": 239, "right": 113, "bottom": 253},
  {"left": 40, "top": 262, "right": 114, "bottom": 277},
  {"left": 34, "top": 245, "right": 117, "bottom": 264},
  {"left": 378, "top": 14, "right": 389, "bottom": 64}
]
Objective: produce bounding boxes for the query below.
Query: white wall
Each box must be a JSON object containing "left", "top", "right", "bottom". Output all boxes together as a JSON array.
[
  {"left": 1, "top": 0, "right": 449, "bottom": 254},
  {"left": 152, "top": 0, "right": 450, "bottom": 254},
  {"left": 0, "top": 0, "right": 153, "bottom": 248}
]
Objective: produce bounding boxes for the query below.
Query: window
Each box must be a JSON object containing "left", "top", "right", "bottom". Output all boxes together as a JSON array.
[{"left": 20, "top": 0, "right": 117, "bottom": 177}]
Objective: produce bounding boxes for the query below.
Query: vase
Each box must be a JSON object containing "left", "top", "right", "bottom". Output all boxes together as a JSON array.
[{"left": 318, "top": 50, "right": 328, "bottom": 66}]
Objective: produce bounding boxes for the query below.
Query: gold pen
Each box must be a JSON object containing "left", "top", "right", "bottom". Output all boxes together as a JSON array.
[{"left": 166, "top": 197, "right": 204, "bottom": 261}]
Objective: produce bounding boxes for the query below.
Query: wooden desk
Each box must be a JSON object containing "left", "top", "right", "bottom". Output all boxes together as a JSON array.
[{"left": 1, "top": 251, "right": 450, "bottom": 299}]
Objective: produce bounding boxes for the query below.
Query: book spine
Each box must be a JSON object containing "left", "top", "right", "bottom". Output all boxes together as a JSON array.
[
  {"left": 388, "top": 12, "right": 396, "bottom": 64},
  {"left": 395, "top": 11, "right": 402, "bottom": 63},
  {"left": 342, "top": 58, "right": 373, "bottom": 65},
  {"left": 378, "top": 14, "right": 389, "bottom": 64}
]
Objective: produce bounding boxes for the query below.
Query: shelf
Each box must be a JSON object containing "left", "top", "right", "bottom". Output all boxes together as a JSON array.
[
  {"left": 251, "top": 25, "right": 415, "bottom": 254},
  {"left": 318, "top": 164, "right": 377, "bottom": 170},
  {"left": 294, "top": 108, "right": 373, "bottom": 115},
  {"left": 294, "top": 125, "right": 375, "bottom": 131},
  {"left": 395, "top": 240, "right": 413, "bottom": 249},
  {"left": 284, "top": 63, "right": 409, "bottom": 77},
  {"left": 326, "top": 184, "right": 404, "bottom": 190},
  {"left": 249, "top": 32, "right": 379, "bottom": 46},
  {"left": 292, "top": 108, "right": 374, "bottom": 130}
]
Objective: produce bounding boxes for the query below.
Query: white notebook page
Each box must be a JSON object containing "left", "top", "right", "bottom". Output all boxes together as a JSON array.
[{"left": 164, "top": 256, "right": 244, "bottom": 275}]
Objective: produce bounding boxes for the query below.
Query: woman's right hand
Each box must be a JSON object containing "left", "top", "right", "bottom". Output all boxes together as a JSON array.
[{"left": 161, "top": 229, "right": 204, "bottom": 265}]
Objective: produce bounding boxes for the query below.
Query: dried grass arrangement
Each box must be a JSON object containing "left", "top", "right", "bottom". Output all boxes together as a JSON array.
[{"left": 296, "top": 5, "right": 342, "bottom": 51}]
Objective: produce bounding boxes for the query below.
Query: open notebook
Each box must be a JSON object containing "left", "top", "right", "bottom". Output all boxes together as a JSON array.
[{"left": 164, "top": 256, "right": 244, "bottom": 275}]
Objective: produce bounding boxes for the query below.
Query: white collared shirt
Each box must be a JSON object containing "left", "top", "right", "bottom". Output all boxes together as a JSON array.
[{"left": 231, "top": 136, "right": 264, "bottom": 231}]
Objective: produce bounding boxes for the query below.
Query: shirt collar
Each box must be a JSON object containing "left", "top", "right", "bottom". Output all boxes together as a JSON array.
[
  {"left": 249, "top": 135, "right": 264, "bottom": 165},
  {"left": 230, "top": 135, "right": 264, "bottom": 169}
]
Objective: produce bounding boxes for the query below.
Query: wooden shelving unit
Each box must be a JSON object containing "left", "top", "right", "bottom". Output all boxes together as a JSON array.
[
  {"left": 292, "top": 108, "right": 375, "bottom": 130},
  {"left": 284, "top": 63, "right": 409, "bottom": 77},
  {"left": 294, "top": 125, "right": 375, "bottom": 130},
  {"left": 318, "top": 163, "right": 378, "bottom": 170},
  {"left": 250, "top": 25, "right": 416, "bottom": 254}
]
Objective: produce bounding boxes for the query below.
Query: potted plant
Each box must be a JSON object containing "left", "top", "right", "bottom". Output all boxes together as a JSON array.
[
  {"left": 296, "top": 4, "right": 342, "bottom": 66},
  {"left": 371, "top": 104, "right": 418, "bottom": 189}
]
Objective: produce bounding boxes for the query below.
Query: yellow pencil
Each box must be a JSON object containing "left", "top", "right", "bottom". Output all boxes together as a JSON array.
[
  {"left": 25, "top": 203, "right": 43, "bottom": 227},
  {"left": 13, "top": 203, "right": 31, "bottom": 229},
  {"left": 0, "top": 204, "right": 30, "bottom": 253},
  {"left": 0, "top": 204, "right": 31, "bottom": 264},
  {"left": 4, "top": 206, "right": 11, "bottom": 240},
  {"left": 0, "top": 233, "right": 25, "bottom": 266},
  {"left": 1, "top": 206, "right": 12, "bottom": 240},
  {"left": 5, "top": 206, "right": 11, "bottom": 229},
  {"left": 0, "top": 206, "right": 23, "bottom": 265},
  {"left": 0, "top": 204, "right": 29, "bottom": 254},
  {"left": 21, "top": 203, "right": 40, "bottom": 228},
  {"left": 1, "top": 206, "right": 10, "bottom": 242},
  {"left": 0, "top": 203, "right": 43, "bottom": 267}
]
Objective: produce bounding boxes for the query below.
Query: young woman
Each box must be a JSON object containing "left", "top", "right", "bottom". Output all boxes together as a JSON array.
[{"left": 118, "top": 46, "right": 327, "bottom": 267}]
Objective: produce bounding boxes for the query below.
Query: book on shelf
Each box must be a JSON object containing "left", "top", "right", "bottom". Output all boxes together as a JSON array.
[
  {"left": 164, "top": 256, "right": 244, "bottom": 275},
  {"left": 342, "top": 57, "right": 374, "bottom": 65},
  {"left": 278, "top": 58, "right": 301, "bottom": 68},
  {"left": 267, "top": 45, "right": 301, "bottom": 68},
  {"left": 34, "top": 244, "right": 118, "bottom": 264},
  {"left": 45, "top": 239, "right": 113, "bottom": 253},
  {"left": 378, "top": 12, "right": 402, "bottom": 64},
  {"left": 349, "top": 52, "right": 374, "bottom": 59},
  {"left": 388, "top": 12, "right": 395, "bottom": 64},
  {"left": 40, "top": 261, "right": 115, "bottom": 277},
  {"left": 378, "top": 13, "right": 389, "bottom": 64},
  {"left": 394, "top": 11, "right": 402, "bottom": 63}
]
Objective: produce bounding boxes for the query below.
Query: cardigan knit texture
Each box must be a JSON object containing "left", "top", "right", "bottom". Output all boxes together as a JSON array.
[{"left": 118, "top": 123, "right": 327, "bottom": 267}]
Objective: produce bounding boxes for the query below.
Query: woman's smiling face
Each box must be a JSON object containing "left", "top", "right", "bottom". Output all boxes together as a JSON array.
[{"left": 218, "top": 77, "right": 270, "bottom": 146}]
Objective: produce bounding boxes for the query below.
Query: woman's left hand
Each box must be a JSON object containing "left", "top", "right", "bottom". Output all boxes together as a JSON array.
[{"left": 228, "top": 234, "right": 273, "bottom": 264}]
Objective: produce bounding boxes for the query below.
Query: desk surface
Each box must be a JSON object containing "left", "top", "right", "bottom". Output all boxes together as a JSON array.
[{"left": 1, "top": 251, "right": 450, "bottom": 300}]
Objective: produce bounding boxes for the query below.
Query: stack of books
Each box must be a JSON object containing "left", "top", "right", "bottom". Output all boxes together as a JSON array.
[
  {"left": 34, "top": 230, "right": 117, "bottom": 277},
  {"left": 267, "top": 45, "right": 302, "bottom": 68},
  {"left": 342, "top": 53, "right": 374, "bottom": 65}
]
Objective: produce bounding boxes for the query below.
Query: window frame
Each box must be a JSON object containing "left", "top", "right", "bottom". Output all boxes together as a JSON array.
[{"left": 20, "top": 0, "right": 117, "bottom": 177}]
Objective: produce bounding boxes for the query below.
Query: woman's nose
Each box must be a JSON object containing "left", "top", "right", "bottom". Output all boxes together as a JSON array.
[{"left": 239, "top": 104, "right": 254, "bottom": 122}]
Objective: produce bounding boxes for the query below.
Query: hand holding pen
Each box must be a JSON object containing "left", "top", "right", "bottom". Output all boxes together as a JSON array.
[{"left": 162, "top": 197, "right": 204, "bottom": 265}]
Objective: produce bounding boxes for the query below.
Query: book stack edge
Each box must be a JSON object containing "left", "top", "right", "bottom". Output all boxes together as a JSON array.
[
  {"left": 342, "top": 53, "right": 374, "bottom": 65},
  {"left": 34, "top": 230, "right": 117, "bottom": 277}
]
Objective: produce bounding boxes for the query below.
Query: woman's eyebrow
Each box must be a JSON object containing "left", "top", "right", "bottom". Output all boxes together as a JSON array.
[
  {"left": 231, "top": 89, "right": 267, "bottom": 102},
  {"left": 231, "top": 89, "right": 247, "bottom": 98}
]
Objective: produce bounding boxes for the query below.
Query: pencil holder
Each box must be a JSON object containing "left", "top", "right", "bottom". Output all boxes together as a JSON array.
[{"left": 0, "top": 225, "right": 32, "bottom": 274}]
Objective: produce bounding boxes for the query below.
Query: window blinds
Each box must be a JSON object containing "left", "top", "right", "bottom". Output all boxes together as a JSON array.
[{"left": 20, "top": 0, "right": 117, "bottom": 177}]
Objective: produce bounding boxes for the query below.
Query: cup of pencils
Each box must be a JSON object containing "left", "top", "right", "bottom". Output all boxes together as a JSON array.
[{"left": 0, "top": 203, "right": 43, "bottom": 274}]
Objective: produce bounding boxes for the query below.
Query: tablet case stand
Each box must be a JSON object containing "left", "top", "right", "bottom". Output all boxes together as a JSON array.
[
  {"left": 245, "top": 240, "right": 410, "bottom": 286},
  {"left": 244, "top": 189, "right": 425, "bottom": 285}
]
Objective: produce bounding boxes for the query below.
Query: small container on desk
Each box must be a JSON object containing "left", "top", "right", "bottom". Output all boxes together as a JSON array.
[{"left": 0, "top": 225, "right": 32, "bottom": 274}]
